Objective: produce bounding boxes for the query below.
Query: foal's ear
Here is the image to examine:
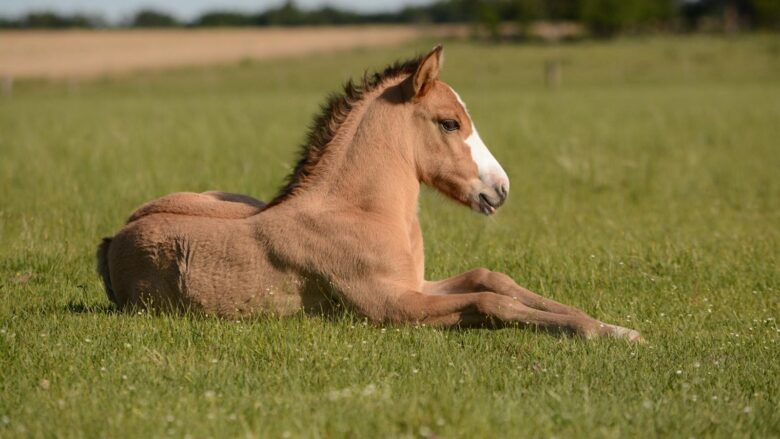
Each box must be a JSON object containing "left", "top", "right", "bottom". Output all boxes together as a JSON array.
[{"left": 411, "top": 45, "right": 443, "bottom": 99}]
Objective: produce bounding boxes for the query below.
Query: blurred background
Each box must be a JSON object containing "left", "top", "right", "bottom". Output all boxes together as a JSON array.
[
  {"left": 1, "top": 0, "right": 779, "bottom": 81},
  {"left": 2, "top": 0, "right": 780, "bottom": 32}
]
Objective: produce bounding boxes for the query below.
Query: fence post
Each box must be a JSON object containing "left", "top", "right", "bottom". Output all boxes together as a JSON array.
[
  {"left": 1, "top": 75, "right": 12, "bottom": 97},
  {"left": 544, "top": 60, "right": 561, "bottom": 90}
]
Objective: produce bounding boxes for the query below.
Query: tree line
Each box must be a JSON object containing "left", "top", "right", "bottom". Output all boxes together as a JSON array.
[{"left": 1, "top": 0, "right": 778, "bottom": 36}]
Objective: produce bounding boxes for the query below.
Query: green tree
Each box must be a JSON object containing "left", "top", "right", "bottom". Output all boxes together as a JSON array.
[
  {"left": 751, "top": 0, "right": 780, "bottom": 28},
  {"left": 195, "top": 11, "right": 252, "bottom": 27},
  {"left": 479, "top": 2, "right": 502, "bottom": 39},
  {"left": 24, "top": 11, "right": 94, "bottom": 28},
  {"left": 579, "top": 0, "right": 675, "bottom": 36},
  {"left": 513, "top": 0, "right": 545, "bottom": 23},
  {"left": 131, "top": 9, "right": 178, "bottom": 27}
]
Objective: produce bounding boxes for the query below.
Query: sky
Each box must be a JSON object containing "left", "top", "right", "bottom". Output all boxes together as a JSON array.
[{"left": 0, "top": 0, "right": 435, "bottom": 22}]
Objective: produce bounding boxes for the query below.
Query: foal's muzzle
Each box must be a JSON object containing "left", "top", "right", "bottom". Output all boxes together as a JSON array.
[{"left": 476, "top": 181, "right": 509, "bottom": 215}]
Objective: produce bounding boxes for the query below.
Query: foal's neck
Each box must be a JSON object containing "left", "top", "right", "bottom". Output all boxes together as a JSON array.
[{"left": 295, "top": 78, "right": 419, "bottom": 226}]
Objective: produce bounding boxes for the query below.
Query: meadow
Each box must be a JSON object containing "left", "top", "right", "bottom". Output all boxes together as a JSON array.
[{"left": 1, "top": 35, "right": 778, "bottom": 437}]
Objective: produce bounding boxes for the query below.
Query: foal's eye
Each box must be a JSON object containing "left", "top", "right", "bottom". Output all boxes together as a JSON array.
[{"left": 439, "top": 119, "right": 460, "bottom": 132}]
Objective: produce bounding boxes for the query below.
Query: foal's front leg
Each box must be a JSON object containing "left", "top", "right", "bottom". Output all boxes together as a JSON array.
[
  {"left": 423, "top": 268, "right": 642, "bottom": 342},
  {"left": 337, "top": 279, "right": 637, "bottom": 340},
  {"left": 346, "top": 287, "right": 606, "bottom": 337}
]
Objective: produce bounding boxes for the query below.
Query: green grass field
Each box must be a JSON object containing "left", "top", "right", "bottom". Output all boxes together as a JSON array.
[{"left": 1, "top": 35, "right": 779, "bottom": 438}]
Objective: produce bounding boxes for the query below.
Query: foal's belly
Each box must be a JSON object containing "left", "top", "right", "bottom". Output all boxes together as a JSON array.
[{"left": 108, "top": 214, "right": 305, "bottom": 318}]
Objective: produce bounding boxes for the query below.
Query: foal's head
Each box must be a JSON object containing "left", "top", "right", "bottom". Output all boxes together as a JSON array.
[{"left": 402, "top": 45, "right": 509, "bottom": 215}]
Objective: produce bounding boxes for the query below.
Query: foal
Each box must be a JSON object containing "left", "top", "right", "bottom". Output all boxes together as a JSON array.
[{"left": 98, "top": 46, "right": 642, "bottom": 341}]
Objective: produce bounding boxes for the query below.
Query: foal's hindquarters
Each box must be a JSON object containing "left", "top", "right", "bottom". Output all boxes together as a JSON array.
[{"left": 106, "top": 214, "right": 309, "bottom": 317}]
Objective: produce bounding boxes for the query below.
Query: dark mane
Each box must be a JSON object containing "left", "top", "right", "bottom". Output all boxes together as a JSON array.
[{"left": 266, "top": 54, "right": 423, "bottom": 207}]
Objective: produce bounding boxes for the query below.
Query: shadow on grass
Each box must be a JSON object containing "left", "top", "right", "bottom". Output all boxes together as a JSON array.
[
  {"left": 58, "top": 300, "right": 580, "bottom": 341},
  {"left": 62, "top": 301, "right": 118, "bottom": 315}
]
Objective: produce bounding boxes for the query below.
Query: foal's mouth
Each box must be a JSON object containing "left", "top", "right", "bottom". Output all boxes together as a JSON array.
[
  {"left": 478, "top": 193, "right": 497, "bottom": 215},
  {"left": 477, "top": 190, "right": 505, "bottom": 215}
]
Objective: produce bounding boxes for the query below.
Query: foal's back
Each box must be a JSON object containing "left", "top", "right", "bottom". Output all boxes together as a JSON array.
[{"left": 127, "top": 191, "right": 265, "bottom": 223}]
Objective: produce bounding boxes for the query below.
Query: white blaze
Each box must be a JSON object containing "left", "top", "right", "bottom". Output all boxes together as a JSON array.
[{"left": 449, "top": 87, "right": 509, "bottom": 189}]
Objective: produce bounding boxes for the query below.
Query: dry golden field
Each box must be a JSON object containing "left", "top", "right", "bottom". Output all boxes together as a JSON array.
[{"left": 0, "top": 26, "right": 458, "bottom": 79}]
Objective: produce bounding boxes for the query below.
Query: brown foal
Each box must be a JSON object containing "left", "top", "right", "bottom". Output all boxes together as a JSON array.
[{"left": 98, "top": 46, "right": 642, "bottom": 342}]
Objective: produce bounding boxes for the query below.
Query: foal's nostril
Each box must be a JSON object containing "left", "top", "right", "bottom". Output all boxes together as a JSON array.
[
  {"left": 496, "top": 184, "right": 509, "bottom": 203},
  {"left": 492, "top": 183, "right": 508, "bottom": 207}
]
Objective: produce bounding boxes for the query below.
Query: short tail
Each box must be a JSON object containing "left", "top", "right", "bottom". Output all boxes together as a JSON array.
[{"left": 96, "top": 237, "right": 117, "bottom": 305}]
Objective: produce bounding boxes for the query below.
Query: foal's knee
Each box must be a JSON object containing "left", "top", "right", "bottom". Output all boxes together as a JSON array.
[{"left": 468, "top": 267, "right": 493, "bottom": 290}]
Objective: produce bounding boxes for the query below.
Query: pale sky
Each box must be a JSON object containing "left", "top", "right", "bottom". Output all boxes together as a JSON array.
[{"left": 0, "top": 0, "right": 435, "bottom": 22}]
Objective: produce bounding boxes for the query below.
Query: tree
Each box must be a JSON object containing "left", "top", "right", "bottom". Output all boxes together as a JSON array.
[
  {"left": 195, "top": 11, "right": 252, "bottom": 27},
  {"left": 23, "top": 11, "right": 94, "bottom": 28},
  {"left": 131, "top": 9, "right": 178, "bottom": 27},
  {"left": 751, "top": 0, "right": 780, "bottom": 28},
  {"left": 261, "top": 1, "right": 306, "bottom": 26},
  {"left": 579, "top": 0, "right": 675, "bottom": 36}
]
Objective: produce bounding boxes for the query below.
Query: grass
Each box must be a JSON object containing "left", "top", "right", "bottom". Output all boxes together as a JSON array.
[{"left": 1, "top": 35, "right": 779, "bottom": 437}]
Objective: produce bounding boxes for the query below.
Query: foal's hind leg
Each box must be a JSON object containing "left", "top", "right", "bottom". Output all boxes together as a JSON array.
[{"left": 423, "top": 269, "right": 642, "bottom": 342}]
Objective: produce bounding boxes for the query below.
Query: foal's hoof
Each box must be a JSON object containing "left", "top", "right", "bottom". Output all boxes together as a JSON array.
[{"left": 609, "top": 325, "right": 645, "bottom": 343}]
